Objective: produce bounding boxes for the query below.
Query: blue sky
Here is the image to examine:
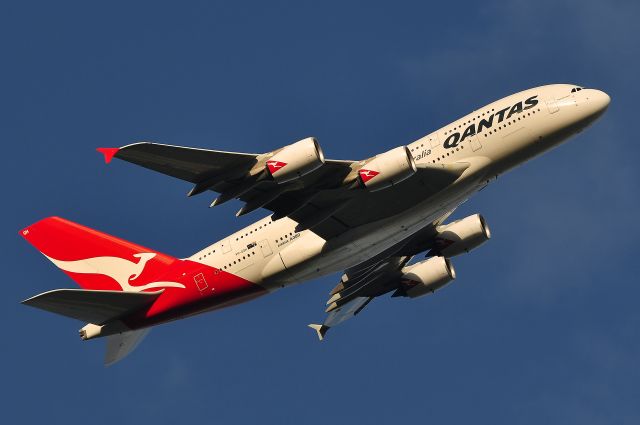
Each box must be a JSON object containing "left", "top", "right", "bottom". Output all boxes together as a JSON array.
[{"left": 2, "top": 1, "right": 639, "bottom": 424}]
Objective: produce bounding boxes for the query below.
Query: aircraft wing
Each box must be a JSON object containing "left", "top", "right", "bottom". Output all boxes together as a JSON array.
[
  {"left": 101, "top": 142, "right": 467, "bottom": 239},
  {"left": 272, "top": 162, "right": 467, "bottom": 239},
  {"left": 98, "top": 142, "right": 259, "bottom": 183},
  {"left": 308, "top": 213, "right": 456, "bottom": 339}
]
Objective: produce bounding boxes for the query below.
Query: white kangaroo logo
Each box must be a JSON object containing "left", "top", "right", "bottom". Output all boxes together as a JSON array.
[
  {"left": 45, "top": 252, "right": 186, "bottom": 292},
  {"left": 267, "top": 161, "right": 286, "bottom": 170}
]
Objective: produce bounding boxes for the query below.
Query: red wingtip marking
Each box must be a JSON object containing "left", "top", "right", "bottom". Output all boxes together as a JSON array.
[{"left": 96, "top": 147, "right": 119, "bottom": 164}]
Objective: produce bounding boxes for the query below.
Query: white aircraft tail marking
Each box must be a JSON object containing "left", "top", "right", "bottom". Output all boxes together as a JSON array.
[{"left": 45, "top": 252, "right": 186, "bottom": 292}]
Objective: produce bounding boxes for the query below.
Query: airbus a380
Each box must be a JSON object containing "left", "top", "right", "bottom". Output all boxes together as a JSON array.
[{"left": 21, "top": 84, "right": 610, "bottom": 365}]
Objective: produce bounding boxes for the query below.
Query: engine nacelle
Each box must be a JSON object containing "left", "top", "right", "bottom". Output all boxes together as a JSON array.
[
  {"left": 433, "top": 214, "right": 491, "bottom": 258},
  {"left": 399, "top": 256, "right": 456, "bottom": 298},
  {"left": 357, "top": 146, "right": 417, "bottom": 191},
  {"left": 266, "top": 137, "right": 325, "bottom": 183}
]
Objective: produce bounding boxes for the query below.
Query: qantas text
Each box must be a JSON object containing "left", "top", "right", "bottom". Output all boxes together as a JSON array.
[{"left": 443, "top": 95, "right": 539, "bottom": 149}]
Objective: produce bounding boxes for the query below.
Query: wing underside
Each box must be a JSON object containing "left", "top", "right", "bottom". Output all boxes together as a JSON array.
[
  {"left": 105, "top": 141, "right": 468, "bottom": 239},
  {"left": 308, "top": 212, "right": 457, "bottom": 339}
]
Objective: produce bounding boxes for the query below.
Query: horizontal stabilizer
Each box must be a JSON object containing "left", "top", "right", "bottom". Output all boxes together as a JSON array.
[
  {"left": 308, "top": 324, "right": 329, "bottom": 341},
  {"left": 105, "top": 328, "right": 150, "bottom": 366},
  {"left": 22, "top": 289, "right": 162, "bottom": 324}
]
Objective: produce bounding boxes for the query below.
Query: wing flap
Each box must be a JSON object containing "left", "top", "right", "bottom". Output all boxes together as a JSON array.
[{"left": 22, "top": 289, "right": 162, "bottom": 324}]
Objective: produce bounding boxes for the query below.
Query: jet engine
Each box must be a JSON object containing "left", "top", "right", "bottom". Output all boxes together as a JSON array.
[
  {"left": 431, "top": 214, "right": 491, "bottom": 258},
  {"left": 356, "top": 146, "right": 417, "bottom": 191},
  {"left": 398, "top": 256, "right": 456, "bottom": 298},
  {"left": 266, "top": 137, "right": 325, "bottom": 183}
]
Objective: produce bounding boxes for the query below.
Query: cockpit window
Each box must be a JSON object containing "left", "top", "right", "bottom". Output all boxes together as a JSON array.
[{"left": 571, "top": 87, "right": 584, "bottom": 93}]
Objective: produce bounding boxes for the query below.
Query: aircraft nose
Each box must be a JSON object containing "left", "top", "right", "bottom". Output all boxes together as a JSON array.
[{"left": 588, "top": 89, "right": 611, "bottom": 112}]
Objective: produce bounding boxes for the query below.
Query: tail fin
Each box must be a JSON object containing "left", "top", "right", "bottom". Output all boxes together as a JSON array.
[{"left": 20, "top": 217, "right": 184, "bottom": 292}]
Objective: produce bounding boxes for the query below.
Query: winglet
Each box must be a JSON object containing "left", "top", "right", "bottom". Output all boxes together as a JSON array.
[
  {"left": 308, "top": 324, "right": 329, "bottom": 341},
  {"left": 96, "top": 147, "right": 120, "bottom": 164}
]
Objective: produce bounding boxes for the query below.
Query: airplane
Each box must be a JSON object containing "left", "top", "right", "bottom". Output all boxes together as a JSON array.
[{"left": 20, "top": 84, "right": 610, "bottom": 365}]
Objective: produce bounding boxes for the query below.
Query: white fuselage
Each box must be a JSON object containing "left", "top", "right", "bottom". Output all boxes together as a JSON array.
[{"left": 189, "top": 84, "right": 609, "bottom": 290}]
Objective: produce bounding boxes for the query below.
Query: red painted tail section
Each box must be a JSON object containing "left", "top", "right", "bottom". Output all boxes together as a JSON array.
[
  {"left": 20, "top": 217, "right": 179, "bottom": 292},
  {"left": 21, "top": 216, "right": 268, "bottom": 329}
]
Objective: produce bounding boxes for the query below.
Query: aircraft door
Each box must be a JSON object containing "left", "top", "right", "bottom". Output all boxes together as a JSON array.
[
  {"left": 259, "top": 239, "right": 273, "bottom": 257},
  {"left": 468, "top": 132, "right": 482, "bottom": 152},
  {"left": 429, "top": 132, "right": 440, "bottom": 148},
  {"left": 193, "top": 272, "right": 209, "bottom": 292},
  {"left": 220, "top": 239, "right": 232, "bottom": 254}
]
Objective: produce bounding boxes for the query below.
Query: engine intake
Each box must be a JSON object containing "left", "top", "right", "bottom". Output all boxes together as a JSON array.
[
  {"left": 267, "top": 137, "right": 325, "bottom": 183},
  {"left": 357, "top": 146, "right": 417, "bottom": 191},
  {"left": 431, "top": 214, "right": 491, "bottom": 258},
  {"left": 399, "top": 256, "right": 456, "bottom": 298}
]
